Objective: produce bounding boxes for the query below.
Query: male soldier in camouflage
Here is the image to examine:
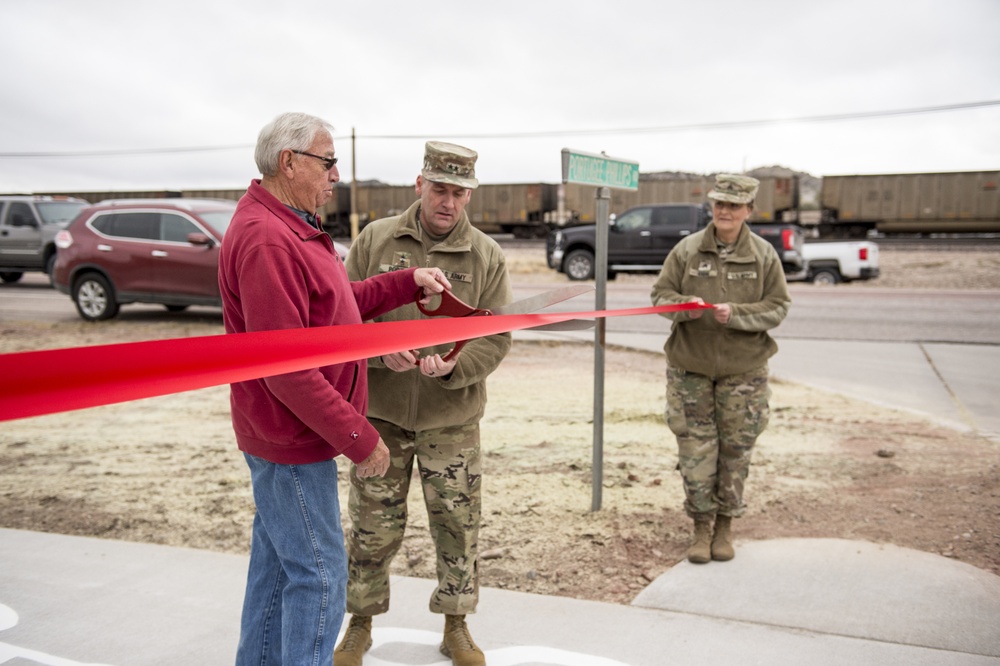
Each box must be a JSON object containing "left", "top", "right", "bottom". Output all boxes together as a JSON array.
[
  {"left": 336, "top": 142, "right": 511, "bottom": 666},
  {"left": 650, "top": 174, "right": 790, "bottom": 564}
]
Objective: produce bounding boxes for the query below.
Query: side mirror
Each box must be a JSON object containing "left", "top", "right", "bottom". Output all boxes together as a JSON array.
[{"left": 187, "top": 233, "right": 215, "bottom": 247}]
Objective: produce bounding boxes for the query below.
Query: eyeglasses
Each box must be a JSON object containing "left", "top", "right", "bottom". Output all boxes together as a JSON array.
[{"left": 291, "top": 150, "right": 339, "bottom": 171}]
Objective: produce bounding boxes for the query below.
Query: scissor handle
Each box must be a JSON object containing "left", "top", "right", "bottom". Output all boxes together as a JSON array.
[
  {"left": 415, "top": 288, "right": 489, "bottom": 318},
  {"left": 441, "top": 340, "right": 467, "bottom": 363},
  {"left": 413, "top": 288, "right": 491, "bottom": 366}
]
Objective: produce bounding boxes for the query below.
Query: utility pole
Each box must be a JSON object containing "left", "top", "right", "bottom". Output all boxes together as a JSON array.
[{"left": 350, "top": 127, "right": 359, "bottom": 240}]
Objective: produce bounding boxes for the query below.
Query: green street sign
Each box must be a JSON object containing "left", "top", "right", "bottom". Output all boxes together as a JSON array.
[{"left": 561, "top": 148, "right": 639, "bottom": 191}]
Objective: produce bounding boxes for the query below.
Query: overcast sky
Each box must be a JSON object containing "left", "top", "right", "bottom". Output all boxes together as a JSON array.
[{"left": 1, "top": 0, "right": 998, "bottom": 193}]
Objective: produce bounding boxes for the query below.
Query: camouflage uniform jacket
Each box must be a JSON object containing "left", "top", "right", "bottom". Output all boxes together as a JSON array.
[
  {"left": 346, "top": 199, "right": 513, "bottom": 432},
  {"left": 650, "top": 221, "right": 790, "bottom": 378}
]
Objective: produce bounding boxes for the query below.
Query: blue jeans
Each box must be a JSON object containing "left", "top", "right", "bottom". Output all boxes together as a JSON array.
[{"left": 236, "top": 453, "right": 347, "bottom": 666}]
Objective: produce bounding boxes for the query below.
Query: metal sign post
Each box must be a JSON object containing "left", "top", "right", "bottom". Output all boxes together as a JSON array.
[
  {"left": 592, "top": 186, "right": 610, "bottom": 512},
  {"left": 561, "top": 149, "right": 639, "bottom": 511}
]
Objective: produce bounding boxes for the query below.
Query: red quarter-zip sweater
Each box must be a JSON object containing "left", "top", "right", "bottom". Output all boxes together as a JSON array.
[{"left": 219, "top": 179, "right": 416, "bottom": 465}]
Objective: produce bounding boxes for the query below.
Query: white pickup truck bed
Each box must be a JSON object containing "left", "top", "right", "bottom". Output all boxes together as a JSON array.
[{"left": 788, "top": 241, "right": 880, "bottom": 285}]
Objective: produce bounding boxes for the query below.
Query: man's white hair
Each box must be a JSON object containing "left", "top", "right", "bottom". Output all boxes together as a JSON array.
[{"left": 254, "top": 112, "right": 334, "bottom": 177}]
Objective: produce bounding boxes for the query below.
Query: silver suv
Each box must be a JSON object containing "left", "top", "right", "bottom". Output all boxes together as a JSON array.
[{"left": 0, "top": 195, "right": 89, "bottom": 283}]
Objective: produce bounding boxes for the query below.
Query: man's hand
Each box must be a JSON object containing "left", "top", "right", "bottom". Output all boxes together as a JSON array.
[
  {"left": 419, "top": 352, "right": 458, "bottom": 379},
  {"left": 383, "top": 350, "right": 420, "bottom": 372},
  {"left": 414, "top": 267, "right": 451, "bottom": 304},
  {"left": 356, "top": 439, "right": 390, "bottom": 478}
]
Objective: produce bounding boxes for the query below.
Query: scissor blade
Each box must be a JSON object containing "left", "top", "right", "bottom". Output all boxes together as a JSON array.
[
  {"left": 492, "top": 284, "right": 594, "bottom": 316},
  {"left": 527, "top": 319, "right": 595, "bottom": 332}
]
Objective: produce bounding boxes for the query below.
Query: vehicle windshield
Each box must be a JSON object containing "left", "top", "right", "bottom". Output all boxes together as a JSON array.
[
  {"left": 36, "top": 201, "right": 88, "bottom": 225},
  {"left": 198, "top": 209, "right": 235, "bottom": 236}
]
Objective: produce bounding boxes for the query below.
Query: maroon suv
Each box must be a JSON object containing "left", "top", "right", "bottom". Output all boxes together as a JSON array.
[{"left": 53, "top": 198, "right": 237, "bottom": 321}]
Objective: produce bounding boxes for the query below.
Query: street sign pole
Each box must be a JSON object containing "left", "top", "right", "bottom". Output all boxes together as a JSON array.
[
  {"left": 592, "top": 186, "right": 610, "bottom": 512},
  {"left": 561, "top": 149, "right": 639, "bottom": 512}
]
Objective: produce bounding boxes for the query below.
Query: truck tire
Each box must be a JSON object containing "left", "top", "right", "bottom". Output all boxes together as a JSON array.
[
  {"left": 0, "top": 271, "right": 24, "bottom": 283},
  {"left": 564, "top": 249, "right": 595, "bottom": 281},
  {"left": 73, "top": 272, "right": 120, "bottom": 321},
  {"left": 811, "top": 267, "right": 842, "bottom": 286}
]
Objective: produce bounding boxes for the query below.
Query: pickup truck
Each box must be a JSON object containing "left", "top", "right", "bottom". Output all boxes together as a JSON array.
[
  {"left": 545, "top": 202, "right": 805, "bottom": 280},
  {"left": 788, "top": 240, "right": 881, "bottom": 285},
  {"left": 0, "top": 195, "right": 90, "bottom": 283}
]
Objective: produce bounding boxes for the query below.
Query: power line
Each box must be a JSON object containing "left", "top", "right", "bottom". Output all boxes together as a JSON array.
[
  {"left": 0, "top": 143, "right": 254, "bottom": 158},
  {"left": 362, "top": 100, "right": 1000, "bottom": 140},
  {"left": 2, "top": 100, "right": 998, "bottom": 158}
]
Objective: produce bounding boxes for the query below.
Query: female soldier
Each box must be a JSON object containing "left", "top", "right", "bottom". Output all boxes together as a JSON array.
[{"left": 650, "top": 174, "right": 790, "bottom": 563}]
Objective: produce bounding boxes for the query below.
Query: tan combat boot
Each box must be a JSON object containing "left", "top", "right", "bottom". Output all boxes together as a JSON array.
[
  {"left": 333, "top": 614, "right": 372, "bottom": 666},
  {"left": 440, "top": 614, "right": 485, "bottom": 666},
  {"left": 712, "top": 514, "right": 735, "bottom": 561},
  {"left": 687, "top": 517, "right": 713, "bottom": 564}
]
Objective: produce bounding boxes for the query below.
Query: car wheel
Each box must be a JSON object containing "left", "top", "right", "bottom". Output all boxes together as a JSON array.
[
  {"left": 46, "top": 254, "right": 57, "bottom": 287},
  {"left": 73, "top": 273, "right": 120, "bottom": 321},
  {"left": 0, "top": 271, "right": 24, "bottom": 283},
  {"left": 164, "top": 304, "right": 189, "bottom": 313},
  {"left": 811, "top": 268, "right": 841, "bottom": 286},
  {"left": 564, "top": 249, "right": 595, "bottom": 281}
]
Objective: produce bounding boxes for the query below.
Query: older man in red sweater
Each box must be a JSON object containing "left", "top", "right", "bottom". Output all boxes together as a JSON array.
[{"left": 219, "top": 111, "right": 451, "bottom": 666}]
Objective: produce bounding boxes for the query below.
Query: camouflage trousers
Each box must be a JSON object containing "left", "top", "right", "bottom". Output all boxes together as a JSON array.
[
  {"left": 664, "top": 364, "right": 771, "bottom": 519},
  {"left": 345, "top": 418, "right": 481, "bottom": 617}
]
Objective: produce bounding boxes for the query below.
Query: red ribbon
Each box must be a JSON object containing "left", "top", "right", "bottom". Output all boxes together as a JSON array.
[{"left": 0, "top": 302, "right": 710, "bottom": 422}]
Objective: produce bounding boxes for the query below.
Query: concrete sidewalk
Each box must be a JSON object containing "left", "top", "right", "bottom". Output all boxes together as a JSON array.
[{"left": 1, "top": 528, "right": 998, "bottom": 665}]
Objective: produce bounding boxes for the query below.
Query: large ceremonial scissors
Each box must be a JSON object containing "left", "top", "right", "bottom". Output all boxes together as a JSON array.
[{"left": 415, "top": 284, "right": 595, "bottom": 361}]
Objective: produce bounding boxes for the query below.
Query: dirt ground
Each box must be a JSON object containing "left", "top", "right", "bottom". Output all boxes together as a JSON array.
[{"left": 1, "top": 247, "right": 998, "bottom": 606}]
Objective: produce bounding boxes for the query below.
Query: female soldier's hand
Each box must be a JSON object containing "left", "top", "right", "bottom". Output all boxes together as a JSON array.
[{"left": 688, "top": 296, "right": 706, "bottom": 319}]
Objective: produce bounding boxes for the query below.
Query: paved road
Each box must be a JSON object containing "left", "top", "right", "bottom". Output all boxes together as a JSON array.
[
  {"left": 0, "top": 273, "right": 221, "bottom": 323},
  {"left": 509, "top": 281, "right": 1000, "bottom": 345},
  {"left": 4, "top": 273, "right": 999, "bottom": 347}
]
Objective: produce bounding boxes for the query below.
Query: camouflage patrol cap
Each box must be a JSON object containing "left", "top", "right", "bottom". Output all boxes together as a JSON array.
[
  {"left": 708, "top": 174, "right": 760, "bottom": 204},
  {"left": 421, "top": 141, "right": 479, "bottom": 189}
]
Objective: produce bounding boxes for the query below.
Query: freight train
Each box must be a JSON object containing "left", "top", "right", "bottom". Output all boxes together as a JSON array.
[
  {"left": 19, "top": 170, "right": 999, "bottom": 239},
  {"left": 330, "top": 175, "right": 799, "bottom": 238},
  {"left": 814, "top": 171, "right": 1000, "bottom": 238}
]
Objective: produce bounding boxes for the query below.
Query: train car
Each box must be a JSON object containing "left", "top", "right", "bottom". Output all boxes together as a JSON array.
[
  {"left": 32, "top": 189, "right": 185, "bottom": 204},
  {"left": 555, "top": 174, "right": 797, "bottom": 226},
  {"left": 182, "top": 188, "right": 245, "bottom": 202},
  {"left": 466, "top": 183, "right": 552, "bottom": 237},
  {"left": 39, "top": 186, "right": 355, "bottom": 238},
  {"left": 819, "top": 171, "right": 1000, "bottom": 237},
  {"left": 328, "top": 181, "right": 554, "bottom": 239},
  {"left": 33, "top": 188, "right": 247, "bottom": 205},
  {"left": 22, "top": 170, "right": 1000, "bottom": 241},
  {"left": 353, "top": 183, "right": 414, "bottom": 228}
]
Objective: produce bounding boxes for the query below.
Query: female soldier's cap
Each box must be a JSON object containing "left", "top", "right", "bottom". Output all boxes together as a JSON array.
[
  {"left": 421, "top": 141, "right": 479, "bottom": 189},
  {"left": 708, "top": 174, "right": 760, "bottom": 204}
]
